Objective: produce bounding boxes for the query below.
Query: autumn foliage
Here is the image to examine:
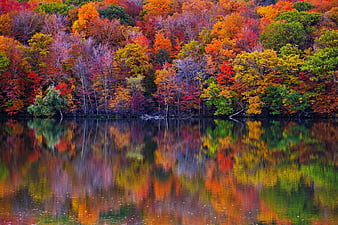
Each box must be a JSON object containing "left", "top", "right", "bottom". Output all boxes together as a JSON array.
[{"left": 0, "top": 0, "right": 336, "bottom": 117}]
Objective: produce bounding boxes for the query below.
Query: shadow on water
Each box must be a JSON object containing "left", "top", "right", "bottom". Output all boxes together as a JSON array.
[{"left": 0, "top": 118, "right": 336, "bottom": 224}]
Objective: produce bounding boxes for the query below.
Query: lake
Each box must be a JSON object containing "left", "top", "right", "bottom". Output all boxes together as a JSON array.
[{"left": 0, "top": 118, "right": 337, "bottom": 225}]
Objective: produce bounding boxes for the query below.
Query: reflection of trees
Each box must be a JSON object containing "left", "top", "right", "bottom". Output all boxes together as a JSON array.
[
  {"left": 232, "top": 120, "right": 337, "bottom": 224},
  {"left": 0, "top": 120, "right": 34, "bottom": 201},
  {"left": 234, "top": 121, "right": 321, "bottom": 188},
  {"left": 204, "top": 160, "right": 259, "bottom": 225},
  {"left": 36, "top": 215, "right": 75, "bottom": 225},
  {"left": 0, "top": 119, "right": 336, "bottom": 224},
  {"left": 261, "top": 183, "right": 319, "bottom": 224},
  {"left": 310, "top": 122, "right": 337, "bottom": 166},
  {"left": 0, "top": 160, "right": 9, "bottom": 181},
  {"left": 100, "top": 205, "right": 133, "bottom": 224},
  {"left": 261, "top": 120, "right": 316, "bottom": 150},
  {"left": 28, "top": 119, "right": 67, "bottom": 148},
  {"left": 201, "top": 120, "right": 240, "bottom": 156},
  {"left": 199, "top": 119, "right": 337, "bottom": 224},
  {"left": 154, "top": 121, "right": 204, "bottom": 172},
  {"left": 302, "top": 162, "right": 338, "bottom": 209},
  {"left": 116, "top": 161, "right": 151, "bottom": 200}
]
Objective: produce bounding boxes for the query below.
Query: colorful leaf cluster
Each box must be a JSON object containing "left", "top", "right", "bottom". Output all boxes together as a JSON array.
[{"left": 0, "top": 0, "right": 337, "bottom": 116}]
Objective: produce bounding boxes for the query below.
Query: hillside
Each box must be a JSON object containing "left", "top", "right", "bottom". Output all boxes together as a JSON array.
[{"left": 0, "top": 0, "right": 337, "bottom": 117}]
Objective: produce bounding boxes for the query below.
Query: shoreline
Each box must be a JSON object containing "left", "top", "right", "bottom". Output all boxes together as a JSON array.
[{"left": 1, "top": 112, "right": 337, "bottom": 121}]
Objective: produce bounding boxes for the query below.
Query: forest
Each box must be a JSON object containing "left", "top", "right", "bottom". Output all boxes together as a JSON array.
[{"left": 0, "top": 0, "right": 337, "bottom": 117}]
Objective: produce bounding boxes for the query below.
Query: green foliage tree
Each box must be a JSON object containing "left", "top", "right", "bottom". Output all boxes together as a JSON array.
[
  {"left": 153, "top": 48, "right": 171, "bottom": 65},
  {"left": 65, "top": 0, "right": 91, "bottom": 6},
  {"left": 283, "top": 89, "right": 311, "bottom": 113},
  {"left": 276, "top": 10, "right": 322, "bottom": 30},
  {"left": 261, "top": 183, "right": 319, "bottom": 224},
  {"left": 0, "top": 52, "right": 10, "bottom": 73},
  {"left": 261, "top": 85, "right": 312, "bottom": 115},
  {"left": 0, "top": 159, "right": 9, "bottom": 181},
  {"left": 302, "top": 31, "right": 338, "bottom": 80},
  {"left": 292, "top": 1, "right": 316, "bottom": 12},
  {"left": 278, "top": 43, "right": 303, "bottom": 56},
  {"left": 202, "top": 78, "right": 235, "bottom": 115},
  {"left": 261, "top": 85, "right": 286, "bottom": 115},
  {"left": 277, "top": 10, "right": 321, "bottom": 25},
  {"left": 28, "top": 86, "right": 67, "bottom": 118},
  {"left": 35, "top": 3, "right": 73, "bottom": 16},
  {"left": 315, "top": 29, "right": 338, "bottom": 48},
  {"left": 302, "top": 48, "right": 338, "bottom": 79},
  {"left": 260, "top": 21, "right": 307, "bottom": 50},
  {"left": 99, "top": 4, "right": 132, "bottom": 25}
]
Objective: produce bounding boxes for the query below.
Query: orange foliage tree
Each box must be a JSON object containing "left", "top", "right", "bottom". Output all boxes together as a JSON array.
[
  {"left": 142, "top": 0, "right": 174, "bottom": 21},
  {"left": 72, "top": 2, "right": 99, "bottom": 36}
]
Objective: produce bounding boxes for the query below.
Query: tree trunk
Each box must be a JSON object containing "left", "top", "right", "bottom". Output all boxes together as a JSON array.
[
  {"left": 165, "top": 104, "right": 169, "bottom": 118},
  {"left": 177, "top": 96, "right": 180, "bottom": 117},
  {"left": 80, "top": 75, "right": 87, "bottom": 114},
  {"left": 94, "top": 90, "right": 99, "bottom": 115},
  {"left": 59, "top": 109, "right": 63, "bottom": 121},
  {"left": 229, "top": 101, "right": 245, "bottom": 119}
]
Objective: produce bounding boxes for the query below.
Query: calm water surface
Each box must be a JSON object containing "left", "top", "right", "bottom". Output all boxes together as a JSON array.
[{"left": 0, "top": 118, "right": 337, "bottom": 225}]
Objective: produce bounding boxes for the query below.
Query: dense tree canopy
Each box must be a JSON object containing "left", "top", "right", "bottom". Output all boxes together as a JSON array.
[
  {"left": 99, "top": 4, "right": 132, "bottom": 25},
  {"left": 0, "top": 0, "right": 336, "bottom": 117}
]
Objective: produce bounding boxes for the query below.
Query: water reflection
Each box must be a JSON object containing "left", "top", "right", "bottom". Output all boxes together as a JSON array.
[{"left": 0, "top": 118, "right": 336, "bottom": 224}]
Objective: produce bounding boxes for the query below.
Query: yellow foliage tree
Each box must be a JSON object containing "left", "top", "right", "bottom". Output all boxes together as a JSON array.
[
  {"left": 28, "top": 0, "right": 62, "bottom": 5},
  {"left": 115, "top": 42, "right": 152, "bottom": 77},
  {"left": 233, "top": 50, "right": 280, "bottom": 114}
]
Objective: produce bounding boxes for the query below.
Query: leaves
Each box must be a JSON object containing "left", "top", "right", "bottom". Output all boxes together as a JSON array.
[
  {"left": 0, "top": 52, "right": 10, "bottom": 73},
  {"left": 115, "top": 43, "right": 152, "bottom": 77},
  {"left": 35, "top": 2, "right": 73, "bottom": 16},
  {"left": 153, "top": 63, "right": 179, "bottom": 108},
  {"left": 142, "top": 0, "right": 173, "bottom": 21},
  {"left": 99, "top": 4, "right": 132, "bottom": 25},
  {"left": 27, "top": 86, "right": 67, "bottom": 117},
  {"left": 302, "top": 46, "right": 338, "bottom": 78},
  {"left": 21, "top": 33, "right": 54, "bottom": 72},
  {"left": 0, "top": 0, "right": 336, "bottom": 117},
  {"left": 292, "top": 1, "right": 316, "bottom": 12},
  {"left": 72, "top": 2, "right": 99, "bottom": 35},
  {"left": 276, "top": 10, "right": 322, "bottom": 27},
  {"left": 260, "top": 21, "right": 307, "bottom": 50},
  {"left": 202, "top": 78, "right": 235, "bottom": 115}
]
